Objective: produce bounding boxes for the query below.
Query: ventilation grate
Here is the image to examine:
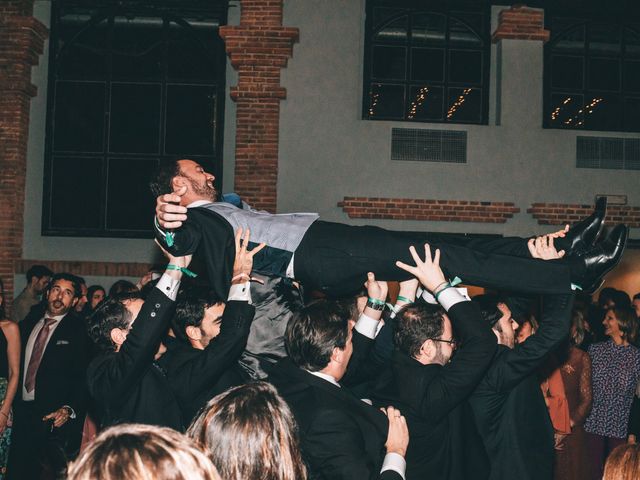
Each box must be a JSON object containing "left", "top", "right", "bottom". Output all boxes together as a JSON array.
[
  {"left": 577, "top": 136, "right": 640, "bottom": 170},
  {"left": 391, "top": 128, "right": 467, "bottom": 163}
]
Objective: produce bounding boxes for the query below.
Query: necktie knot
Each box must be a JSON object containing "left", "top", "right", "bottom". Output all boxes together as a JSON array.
[{"left": 44, "top": 317, "right": 57, "bottom": 328}]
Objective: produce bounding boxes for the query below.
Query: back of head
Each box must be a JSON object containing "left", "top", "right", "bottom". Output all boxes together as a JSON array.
[
  {"left": 610, "top": 289, "right": 632, "bottom": 310},
  {"left": 67, "top": 423, "right": 220, "bottom": 480},
  {"left": 603, "top": 443, "right": 640, "bottom": 480},
  {"left": 284, "top": 299, "right": 349, "bottom": 371},
  {"left": 150, "top": 158, "right": 181, "bottom": 197},
  {"left": 108, "top": 280, "right": 138, "bottom": 298},
  {"left": 26, "top": 264, "right": 53, "bottom": 283},
  {"left": 471, "top": 294, "right": 502, "bottom": 327},
  {"left": 394, "top": 303, "right": 445, "bottom": 358},
  {"left": 87, "top": 297, "right": 132, "bottom": 352},
  {"left": 188, "top": 382, "right": 307, "bottom": 480}
]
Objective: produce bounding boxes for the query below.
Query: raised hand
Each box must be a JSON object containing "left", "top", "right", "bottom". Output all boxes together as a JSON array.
[
  {"left": 382, "top": 406, "right": 409, "bottom": 457},
  {"left": 232, "top": 228, "right": 266, "bottom": 284},
  {"left": 395, "top": 243, "right": 447, "bottom": 293},
  {"left": 527, "top": 234, "right": 565, "bottom": 260},
  {"left": 364, "top": 272, "right": 388, "bottom": 302},
  {"left": 156, "top": 185, "right": 188, "bottom": 229}
]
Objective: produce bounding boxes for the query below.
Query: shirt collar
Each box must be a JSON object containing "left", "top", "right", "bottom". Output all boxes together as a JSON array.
[
  {"left": 186, "top": 199, "right": 214, "bottom": 209},
  {"left": 43, "top": 312, "right": 67, "bottom": 323},
  {"left": 307, "top": 370, "right": 340, "bottom": 388}
]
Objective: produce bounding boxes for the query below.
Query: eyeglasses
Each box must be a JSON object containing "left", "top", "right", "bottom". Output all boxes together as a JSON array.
[{"left": 430, "top": 338, "right": 457, "bottom": 347}]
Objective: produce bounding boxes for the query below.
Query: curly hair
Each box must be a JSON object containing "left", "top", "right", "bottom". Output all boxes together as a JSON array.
[
  {"left": 87, "top": 297, "right": 133, "bottom": 352},
  {"left": 149, "top": 158, "right": 182, "bottom": 197}
]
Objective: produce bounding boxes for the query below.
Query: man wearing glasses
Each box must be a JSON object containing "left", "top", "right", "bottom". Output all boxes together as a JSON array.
[{"left": 372, "top": 243, "right": 497, "bottom": 480}]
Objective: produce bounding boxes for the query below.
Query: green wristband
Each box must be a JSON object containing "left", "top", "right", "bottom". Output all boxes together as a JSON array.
[
  {"left": 396, "top": 295, "right": 413, "bottom": 304},
  {"left": 166, "top": 264, "right": 197, "bottom": 278},
  {"left": 434, "top": 284, "right": 453, "bottom": 302}
]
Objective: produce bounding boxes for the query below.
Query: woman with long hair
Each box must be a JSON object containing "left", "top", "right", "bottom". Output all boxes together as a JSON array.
[
  {"left": 188, "top": 381, "right": 307, "bottom": 480},
  {"left": 0, "top": 279, "right": 20, "bottom": 479},
  {"left": 584, "top": 306, "right": 640, "bottom": 480}
]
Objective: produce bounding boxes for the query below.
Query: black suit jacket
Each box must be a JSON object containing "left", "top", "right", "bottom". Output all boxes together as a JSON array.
[
  {"left": 17, "top": 307, "right": 89, "bottom": 444},
  {"left": 87, "top": 287, "right": 183, "bottom": 430},
  {"left": 467, "top": 293, "right": 573, "bottom": 480},
  {"left": 158, "top": 300, "right": 255, "bottom": 423},
  {"left": 268, "top": 332, "right": 403, "bottom": 480},
  {"left": 373, "top": 300, "right": 496, "bottom": 480}
]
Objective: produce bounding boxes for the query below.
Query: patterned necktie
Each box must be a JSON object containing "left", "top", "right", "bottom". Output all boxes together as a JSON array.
[{"left": 25, "top": 317, "right": 57, "bottom": 393}]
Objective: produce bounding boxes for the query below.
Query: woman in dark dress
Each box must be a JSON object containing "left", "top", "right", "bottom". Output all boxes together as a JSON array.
[{"left": 0, "top": 279, "right": 21, "bottom": 478}]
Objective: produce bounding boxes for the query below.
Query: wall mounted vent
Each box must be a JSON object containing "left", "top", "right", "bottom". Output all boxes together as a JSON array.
[
  {"left": 577, "top": 136, "right": 640, "bottom": 170},
  {"left": 391, "top": 128, "right": 467, "bottom": 163}
]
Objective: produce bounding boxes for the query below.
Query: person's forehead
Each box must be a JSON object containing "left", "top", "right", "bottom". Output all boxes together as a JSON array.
[
  {"left": 178, "top": 159, "right": 199, "bottom": 171},
  {"left": 52, "top": 279, "right": 74, "bottom": 290}
]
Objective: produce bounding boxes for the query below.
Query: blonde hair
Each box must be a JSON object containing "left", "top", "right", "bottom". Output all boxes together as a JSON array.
[
  {"left": 603, "top": 443, "right": 640, "bottom": 480},
  {"left": 188, "top": 381, "right": 307, "bottom": 480},
  {"left": 67, "top": 423, "right": 220, "bottom": 480}
]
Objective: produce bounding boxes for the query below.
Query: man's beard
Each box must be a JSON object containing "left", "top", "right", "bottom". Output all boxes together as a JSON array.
[
  {"left": 433, "top": 341, "right": 450, "bottom": 365},
  {"left": 187, "top": 177, "right": 217, "bottom": 201}
]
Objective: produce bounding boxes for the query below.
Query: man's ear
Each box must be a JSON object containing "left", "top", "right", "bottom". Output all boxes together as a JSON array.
[
  {"left": 185, "top": 325, "right": 202, "bottom": 341},
  {"left": 171, "top": 175, "right": 187, "bottom": 192},
  {"left": 110, "top": 328, "right": 127, "bottom": 348},
  {"left": 418, "top": 339, "right": 436, "bottom": 362},
  {"left": 330, "top": 346, "right": 344, "bottom": 365}
]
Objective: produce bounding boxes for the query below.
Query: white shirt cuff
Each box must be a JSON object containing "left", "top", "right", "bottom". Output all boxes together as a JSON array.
[
  {"left": 354, "top": 313, "right": 380, "bottom": 339},
  {"left": 156, "top": 273, "right": 181, "bottom": 301},
  {"left": 437, "top": 288, "right": 467, "bottom": 311},
  {"left": 228, "top": 282, "right": 252, "bottom": 304},
  {"left": 381, "top": 452, "right": 406, "bottom": 479}
]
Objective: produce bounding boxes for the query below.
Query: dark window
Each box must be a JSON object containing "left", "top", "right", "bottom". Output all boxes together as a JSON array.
[
  {"left": 43, "top": 2, "right": 228, "bottom": 237},
  {"left": 545, "top": 17, "right": 640, "bottom": 132},
  {"left": 363, "top": 2, "right": 489, "bottom": 124}
]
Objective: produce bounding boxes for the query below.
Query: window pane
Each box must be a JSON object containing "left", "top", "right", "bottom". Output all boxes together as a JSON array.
[
  {"left": 624, "top": 61, "right": 640, "bottom": 92},
  {"left": 588, "top": 58, "right": 620, "bottom": 91},
  {"left": 373, "top": 8, "right": 406, "bottom": 31},
  {"left": 589, "top": 24, "right": 620, "bottom": 55},
  {"left": 449, "top": 50, "right": 482, "bottom": 84},
  {"left": 407, "top": 85, "right": 443, "bottom": 120},
  {"left": 626, "top": 28, "right": 640, "bottom": 58},
  {"left": 165, "top": 85, "right": 216, "bottom": 155},
  {"left": 446, "top": 87, "right": 481, "bottom": 123},
  {"left": 57, "top": 16, "right": 108, "bottom": 79},
  {"left": 584, "top": 93, "right": 621, "bottom": 130},
  {"left": 554, "top": 25, "right": 585, "bottom": 53},
  {"left": 449, "top": 19, "right": 482, "bottom": 47},
  {"left": 112, "top": 17, "right": 164, "bottom": 80},
  {"left": 411, "top": 48, "right": 444, "bottom": 82},
  {"left": 106, "top": 158, "right": 156, "bottom": 231},
  {"left": 53, "top": 81, "right": 105, "bottom": 152},
  {"left": 374, "top": 16, "right": 408, "bottom": 42},
  {"left": 109, "top": 83, "right": 161, "bottom": 153},
  {"left": 50, "top": 157, "right": 102, "bottom": 229},
  {"left": 367, "top": 84, "right": 405, "bottom": 119},
  {"left": 549, "top": 94, "right": 584, "bottom": 128},
  {"left": 411, "top": 13, "right": 445, "bottom": 45},
  {"left": 551, "top": 56, "right": 584, "bottom": 89},
  {"left": 167, "top": 22, "right": 217, "bottom": 81},
  {"left": 372, "top": 45, "right": 407, "bottom": 80},
  {"left": 623, "top": 97, "right": 640, "bottom": 131}
]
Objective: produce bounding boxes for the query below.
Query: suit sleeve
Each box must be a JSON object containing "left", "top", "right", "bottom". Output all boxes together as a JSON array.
[
  {"left": 491, "top": 293, "right": 573, "bottom": 392},
  {"left": 304, "top": 408, "right": 385, "bottom": 480},
  {"left": 419, "top": 300, "right": 497, "bottom": 421},
  {"left": 154, "top": 214, "right": 203, "bottom": 257},
  {"left": 170, "top": 301, "right": 255, "bottom": 399}
]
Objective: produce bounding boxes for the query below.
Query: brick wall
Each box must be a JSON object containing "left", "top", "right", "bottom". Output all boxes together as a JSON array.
[
  {"left": 528, "top": 203, "right": 640, "bottom": 227},
  {"left": 338, "top": 197, "right": 520, "bottom": 223},
  {"left": 0, "top": 0, "right": 47, "bottom": 305},
  {"left": 15, "top": 260, "right": 155, "bottom": 279},
  {"left": 219, "top": 0, "right": 298, "bottom": 212},
  {"left": 492, "top": 5, "right": 549, "bottom": 43}
]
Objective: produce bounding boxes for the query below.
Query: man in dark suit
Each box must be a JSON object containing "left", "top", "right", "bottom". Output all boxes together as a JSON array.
[
  {"left": 151, "top": 158, "right": 625, "bottom": 299},
  {"left": 158, "top": 280, "right": 256, "bottom": 424},
  {"left": 8, "top": 273, "right": 88, "bottom": 480},
  {"left": 372, "top": 244, "right": 497, "bottom": 480},
  {"left": 268, "top": 274, "right": 409, "bottom": 480}
]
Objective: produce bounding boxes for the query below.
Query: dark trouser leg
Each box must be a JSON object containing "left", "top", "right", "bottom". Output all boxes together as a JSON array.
[{"left": 295, "top": 221, "right": 574, "bottom": 297}]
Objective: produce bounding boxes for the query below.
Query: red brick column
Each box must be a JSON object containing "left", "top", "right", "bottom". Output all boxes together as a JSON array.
[
  {"left": 219, "top": 0, "right": 298, "bottom": 212},
  {"left": 492, "top": 5, "right": 549, "bottom": 43},
  {"left": 0, "top": 0, "right": 48, "bottom": 306}
]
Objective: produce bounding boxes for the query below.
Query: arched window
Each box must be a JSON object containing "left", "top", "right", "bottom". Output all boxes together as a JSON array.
[
  {"left": 44, "top": 2, "right": 227, "bottom": 237},
  {"left": 363, "top": 4, "right": 489, "bottom": 124},
  {"left": 544, "top": 18, "right": 640, "bottom": 132}
]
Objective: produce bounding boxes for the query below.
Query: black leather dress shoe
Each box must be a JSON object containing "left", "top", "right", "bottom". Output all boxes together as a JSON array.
[
  {"left": 556, "top": 196, "right": 607, "bottom": 255},
  {"left": 579, "top": 224, "right": 628, "bottom": 294}
]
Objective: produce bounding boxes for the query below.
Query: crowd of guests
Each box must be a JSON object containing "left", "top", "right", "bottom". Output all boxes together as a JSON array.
[{"left": 0, "top": 239, "right": 638, "bottom": 479}]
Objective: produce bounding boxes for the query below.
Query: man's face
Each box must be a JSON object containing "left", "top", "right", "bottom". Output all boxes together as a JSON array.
[
  {"left": 494, "top": 303, "right": 519, "bottom": 349},
  {"left": 46, "top": 279, "right": 78, "bottom": 316},
  {"left": 433, "top": 315, "right": 455, "bottom": 365},
  {"left": 633, "top": 298, "right": 640, "bottom": 318},
  {"left": 198, "top": 303, "right": 225, "bottom": 348},
  {"left": 34, "top": 275, "right": 51, "bottom": 295},
  {"left": 75, "top": 284, "right": 88, "bottom": 312},
  {"left": 177, "top": 159, "right": 216, "bottom": 201}
]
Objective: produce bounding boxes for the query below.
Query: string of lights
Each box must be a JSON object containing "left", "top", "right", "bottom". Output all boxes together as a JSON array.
[
  {"left": 407, "top": 86, "right": 429, "bottom": 119},
  {"left": 446, "top": 88, "right": 471, "bottom": 119}
]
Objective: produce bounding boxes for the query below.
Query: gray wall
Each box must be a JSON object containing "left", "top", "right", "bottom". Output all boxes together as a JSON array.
[{"left": 278, "top": 1, "right": 640, "bottom": 239}]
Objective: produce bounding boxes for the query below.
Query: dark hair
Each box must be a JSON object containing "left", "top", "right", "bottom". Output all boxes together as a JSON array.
[
  {"left": 598, "top": 287, "right": 618, "bottom": 308},
  {"left": 47, "top": 273, "right": 83, "bottom": 299},
  {"left": 26, "top": 265, "right": 53, "bottom": 283},
  {"left": 68, "top": 423, "right": 220, "bottom": 480},
  {"left": 633, "top": 293, "right": 640, "bottom": 302},
  {"left": 609, "top": 290, "right": 632, "bottom": 310},
  {"left": 87, "top": 285, "right": 106, "bottom": 304},
  {"left": 285, "top": 299, "right": 350, "bottom": 372},
  {"left": 108, "top": 280, "right": 138, "bottom": 298},
  {"left": 611, "top": 307, "right": 638, "bottom": 344},
  {"left": 394, "top": 303, "right": 445, "bottom": 358},
  {"left": 87, "top": 297, "right": 133, "bottom": 352},
  {"left": 173, "top": 291, "right": 224, "bottom": 343},
  {"left": 188, "top": 382, "right": 307, "bottom": 480},
  {"left": 472, "top": 294, "right": 503, "bottom": 327},
  {"left": 150, "top": 158, "right": 182, "bottom": 197}
]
